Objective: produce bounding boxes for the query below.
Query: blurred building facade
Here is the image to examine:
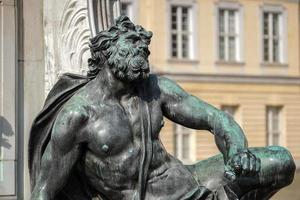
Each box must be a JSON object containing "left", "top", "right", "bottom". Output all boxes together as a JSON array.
[
  {"left": 132, "top": 0, "right": 300, "bottom": 165},
  {"left": 0, "top": 0, "right": 300, "bottom": 199}
]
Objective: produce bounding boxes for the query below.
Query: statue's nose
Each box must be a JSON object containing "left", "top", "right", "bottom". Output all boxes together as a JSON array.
[
  {"left": 147, "top": 31, "right": 153, "bottom": 38},
  {"left": 138, "top": 44, "right": 148, "bottom": 51}
]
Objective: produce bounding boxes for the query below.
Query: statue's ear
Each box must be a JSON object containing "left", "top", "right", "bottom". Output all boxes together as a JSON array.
[
  {"left": 98, "top": 37, "right": 112, "bottom": 50},
  {"left": 87, "top": 50, "right": 107, "bottom": 79},
  {"left": 98, "top": 51, "right": 108, "bottom": 65},
  {"left": 89, "top": 50, "right": 107, "bottom": 67}
]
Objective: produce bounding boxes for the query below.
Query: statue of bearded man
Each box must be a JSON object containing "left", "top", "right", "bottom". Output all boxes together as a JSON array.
[{"left": 29, "top": 16, "right": 295, "bottom": 200}]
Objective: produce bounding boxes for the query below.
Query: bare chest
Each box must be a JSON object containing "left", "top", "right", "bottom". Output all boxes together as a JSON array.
[{"left": 85, "top": 100, "right": 164, "bottom": 157}]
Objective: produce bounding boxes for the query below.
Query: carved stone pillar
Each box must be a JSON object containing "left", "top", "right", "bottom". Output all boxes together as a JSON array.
[
  {"left": 44, "top": 0, "right": 121, "bottom": 94},
  {"left": 88, "top": 0, "right": 121, "bottom": 37}
]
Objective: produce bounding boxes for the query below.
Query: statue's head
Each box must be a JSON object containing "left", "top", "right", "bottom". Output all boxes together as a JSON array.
[{"left": 88, "top": 16, "right": 153, "bottom": 82}]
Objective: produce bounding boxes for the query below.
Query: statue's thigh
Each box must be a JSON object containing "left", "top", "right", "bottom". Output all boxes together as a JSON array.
[
  {"left": 187, "top": 146, "right": 295, "bottom": 193},
  {"left": 247, "top": 146, "right": 295, "bottom": 189}
]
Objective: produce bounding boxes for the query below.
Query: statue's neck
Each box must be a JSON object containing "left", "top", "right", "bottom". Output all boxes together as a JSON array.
[{"left": 91, "top": 67, "right": 136, "bottom": 100}]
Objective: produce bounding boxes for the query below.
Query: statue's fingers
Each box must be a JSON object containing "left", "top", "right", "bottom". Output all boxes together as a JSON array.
[
  {"left": 232, "top": 155, "right": 242, "bottom": 174},
  {"left": 249, "top": 154, "right": 256, "bottom": 175},
  {"left": 241, "top": 154, "right": 250, "bottom": 176},
  {"left": 224, "top": 170, "right": 237, "bottom": 182},
  {"left": 225, "top": 160, "right": 237, "bottom": 181},
  {"left": 255, "top": 157, "right": 261, "bottom": 173}
]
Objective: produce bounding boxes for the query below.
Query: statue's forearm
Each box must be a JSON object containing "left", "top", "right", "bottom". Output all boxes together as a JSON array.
[
  {"left": 160, "top": 81, "right": 248, "bottom": 161},
  {"left": 211, "top": 112, "right": 248, "bottom": 162},
  {"left": 173, "top": 95, "right": 248, "bottom": 160},
  {"left": 183, "top": 95, "right": 248, "bottom": 158}
]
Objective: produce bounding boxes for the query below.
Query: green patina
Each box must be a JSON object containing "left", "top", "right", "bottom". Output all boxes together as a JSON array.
[{"left": 29, "top": 16, "right": 296, "bottom": 200}]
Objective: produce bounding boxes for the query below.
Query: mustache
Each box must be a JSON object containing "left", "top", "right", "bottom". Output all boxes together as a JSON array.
[
  {"left": 109, "top": 54, "right": 150, "bottom": 83},
  {"left": 128, "top": 56, "right": 149, "bottom": 73},
  {"left": 109, "top": 52, "right": 149, "bottom": 73}
]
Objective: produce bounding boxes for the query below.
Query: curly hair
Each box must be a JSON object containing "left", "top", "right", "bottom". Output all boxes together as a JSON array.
[{"left": 87, "top": 15, "right": 152, "bottom": 79}]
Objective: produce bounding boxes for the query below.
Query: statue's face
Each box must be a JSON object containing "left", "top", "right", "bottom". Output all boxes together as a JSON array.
[{"left": 107, "top": 30, "right": 150, "bottom": 83}]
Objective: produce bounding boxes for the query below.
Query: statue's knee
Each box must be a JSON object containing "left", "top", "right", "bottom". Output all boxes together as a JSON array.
[{"left": 264, "top": 146, "right": 296, "bottom": 188}]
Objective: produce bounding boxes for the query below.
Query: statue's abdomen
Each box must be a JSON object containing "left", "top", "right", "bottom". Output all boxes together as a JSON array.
[{"left": 83, "top": 146, "right": 141, "bottom": 199}]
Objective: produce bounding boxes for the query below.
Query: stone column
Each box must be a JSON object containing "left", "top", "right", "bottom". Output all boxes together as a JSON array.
[{"left": 17, "top": 0, "right": 45, "bottom": 199}]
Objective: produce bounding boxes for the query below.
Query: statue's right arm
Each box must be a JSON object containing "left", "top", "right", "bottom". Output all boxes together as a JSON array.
[{"left": 31, "top": 109, "right": 87, "bottom": 200}]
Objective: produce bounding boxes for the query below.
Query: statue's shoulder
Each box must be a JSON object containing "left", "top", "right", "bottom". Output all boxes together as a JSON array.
[
  {"left": 147, "top": 74, "right": 178, "bottom": 93},
  {"left": 142, "top": 74, "right": 164, "bottom": 96},
  {"left": 55, "top": 91, "right": 90, "bottom": 126},
  {"left": 145, "top": 74, "right": 168, "bottom": 88}
]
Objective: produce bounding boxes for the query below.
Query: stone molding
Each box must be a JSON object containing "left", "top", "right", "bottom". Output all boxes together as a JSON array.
[
  {"left": 44, "top": 0, "right": 91, "bottom": 94},
  {"left": 159, "top": 72, "right": 300, "bottom": 85},
  {"left": 44, "top": 0, "right": 121, "bottom": 94}
]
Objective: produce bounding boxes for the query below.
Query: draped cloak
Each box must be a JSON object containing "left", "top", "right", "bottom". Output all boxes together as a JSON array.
[{"left": 28, "top": 73, "right": 94, "bottom": 199}]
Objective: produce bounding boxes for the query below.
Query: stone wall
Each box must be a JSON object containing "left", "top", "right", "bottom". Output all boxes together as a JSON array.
[
  {"left": 17, "top": 0, "right": 45, "bottom": 199},
  {"left": 0, "top": 0, "right": 17, "bottom": 198}
]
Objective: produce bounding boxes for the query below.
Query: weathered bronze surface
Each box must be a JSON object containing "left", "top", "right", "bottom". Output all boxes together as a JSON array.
[{"left": 29, "top": 16, "right": 295, "bottom": 200}]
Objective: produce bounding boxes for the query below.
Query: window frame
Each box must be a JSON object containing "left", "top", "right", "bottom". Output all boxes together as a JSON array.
[
  {"left": 260, "top": 4, "right": 287, "bottom": 65},
  {"left": 266, "top": 106, "right": 283, "bottom": 146},
  {"left": 215, "top": 1, "right": 244, "bottom": 64},
  {"left": 167, "top": 0, "right": 198, "bottom": 61}
]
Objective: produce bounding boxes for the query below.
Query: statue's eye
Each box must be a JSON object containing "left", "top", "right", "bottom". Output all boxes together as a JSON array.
[{"left": 126, "top": 34, "right": 140, "bottom": 43}]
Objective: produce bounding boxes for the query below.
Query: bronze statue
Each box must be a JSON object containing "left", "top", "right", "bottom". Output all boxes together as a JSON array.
[{"left": 29, "top": 16, "right": 295, "bottom": 200}]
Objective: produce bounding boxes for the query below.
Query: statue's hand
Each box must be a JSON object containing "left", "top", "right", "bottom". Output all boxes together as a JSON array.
[{"left": 224, "top": 149, "right": 261, "bottom": 181}]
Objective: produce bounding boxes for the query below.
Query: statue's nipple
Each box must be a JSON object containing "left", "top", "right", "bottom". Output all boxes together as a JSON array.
[{"left": 101, "top": 144, "right": 109, "bottom": 153}]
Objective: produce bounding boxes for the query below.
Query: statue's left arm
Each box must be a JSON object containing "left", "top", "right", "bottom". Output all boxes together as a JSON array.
[{"left": 157, "top": 76, "right": 260, "bottom": 179}]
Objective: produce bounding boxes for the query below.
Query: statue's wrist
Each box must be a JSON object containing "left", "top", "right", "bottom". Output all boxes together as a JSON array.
[{"left": 227, "top": 145, "right": 246, "bottom": 159}]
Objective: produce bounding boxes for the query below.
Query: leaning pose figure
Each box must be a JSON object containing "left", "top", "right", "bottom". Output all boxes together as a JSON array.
[{"left": 29, "top": 16, "right": 295, "bottom": 200}]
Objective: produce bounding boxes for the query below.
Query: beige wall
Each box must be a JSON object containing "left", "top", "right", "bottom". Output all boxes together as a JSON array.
[{"left": 135, "top": 0, "right": 300, "bottom": 162}]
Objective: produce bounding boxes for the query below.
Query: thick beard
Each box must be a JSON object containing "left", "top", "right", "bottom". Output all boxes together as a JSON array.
[{"left": 108, "top": 54, "right": 150, "bottom": 83}]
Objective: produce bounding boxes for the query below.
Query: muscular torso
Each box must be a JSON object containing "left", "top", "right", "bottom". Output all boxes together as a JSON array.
[{"left": 61, "top": 79, "right": 199, "bottom": 200}]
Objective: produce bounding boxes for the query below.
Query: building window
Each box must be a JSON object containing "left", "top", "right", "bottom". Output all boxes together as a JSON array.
[
  {"left": 218, "top": 8, "right": 241, "bottom": 62},
  {"left": 120, "top": 0, "right": 136, "bottom": 23},
  {"left": 170, "top": 5, "right": 194, "bottom": 59},
  {"left": 266, "top": 106, "right": 282, "bottom": 145},
  {"left": 221, "top": 105, "right": 238, "bottom": 118},
  {"left": 261, "top": 5, "right": 287, "bottom": 64},
  {"left": 263, "top": 12, "right": 283, "bottom": 63},
  {"left": 174, "top": 124, "right": 195, "bottom": 163}
]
